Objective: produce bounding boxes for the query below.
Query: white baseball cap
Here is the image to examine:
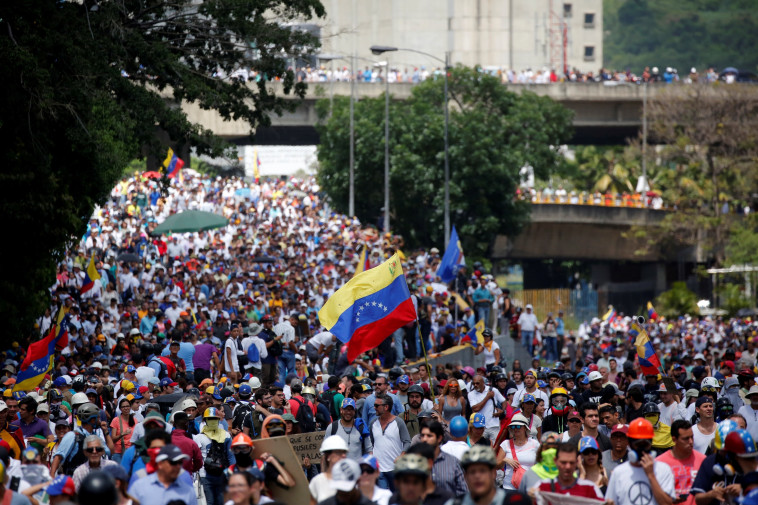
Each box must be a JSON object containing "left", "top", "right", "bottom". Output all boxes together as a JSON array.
[
  {"left": 588, "top": 371, "right": 603, "bottom": 382},
  {"left": 330, "top": 459, "right": 361, "bottom": 492},
  {"left": 526, "top": 304, "right": 533, "bottom": 309}
]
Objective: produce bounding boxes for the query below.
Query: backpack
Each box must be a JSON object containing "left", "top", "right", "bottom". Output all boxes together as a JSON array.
[
  {"left": 268, "top": 337, "right": 283, "bottom": 357},
  {"left": 150, "top": 356, "right": 168, "bottom": 379},
  {"left": 320, "top": 389, "right": 340, "bottom": 421},
  {"left": 204, "top": 440, "right": 228, "bottom": 475},
  {"left": 60, "top": 431, "right": 88, "bottom": 476},
  {"left": 232, "top": 403, "right": 255, "bottom": 434},
  {"left": 292, "top": 397, "right": 316, "bottom": 433},
  {"left": 330, "top": 418, "right": 369, "bottom": 454},
  {"left": 246, "top": 341, "right": 260, "bottom": 364}
]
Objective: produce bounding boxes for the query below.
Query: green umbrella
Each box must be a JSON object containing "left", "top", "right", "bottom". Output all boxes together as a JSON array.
[{"left": 151, "top": 210, "right": 228, "bottom": 235}]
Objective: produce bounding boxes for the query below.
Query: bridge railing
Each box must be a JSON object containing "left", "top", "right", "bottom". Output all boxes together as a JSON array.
[
  {"left": 518, "top": 191, "right": 665, "bottom": 209},
  {"left": 509, "top": 288, "right": 599, "bottom": 329}
]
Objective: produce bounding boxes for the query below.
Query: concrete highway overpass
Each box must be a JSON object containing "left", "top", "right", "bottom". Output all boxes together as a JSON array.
[{"left": 182, "top": 81, "right": 661, "bottom": 145}]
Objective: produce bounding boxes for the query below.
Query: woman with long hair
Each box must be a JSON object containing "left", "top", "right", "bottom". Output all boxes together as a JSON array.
[
  {"left": 578, "top": 436, "right": 608, "bottom": 494},
  {"left": 497, "top": 414, "right": 540, "bottom": 491},
  {"left": 436, "top": 379, "right": 467, "bottom": 422},
  {"left": 110, "top": 398, "right": 135, "bottom": 464},
  {"left": 225, "top": 471, "right": 269, "bottom": 505},
  {"left": 475, "top": 329, "right": 501, "bottom": 372}
]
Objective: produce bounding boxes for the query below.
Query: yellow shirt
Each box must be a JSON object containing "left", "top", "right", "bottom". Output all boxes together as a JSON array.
[{"left": 652, "top": 423, "right": 674, "bottom": 450}]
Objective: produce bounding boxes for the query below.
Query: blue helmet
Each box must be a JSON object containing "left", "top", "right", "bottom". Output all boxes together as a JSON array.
[
  {"left": 449, "top": 416, "right": 468, "bottom": 438},
  {"left": 715, "top": 420, "right": 739, "bottom": 450},
  {"left": 239, "top": 384, "right": 252, "bottom": 397},
  {"left": 725, "top": 429, "right": 758, "bottom": 457}
]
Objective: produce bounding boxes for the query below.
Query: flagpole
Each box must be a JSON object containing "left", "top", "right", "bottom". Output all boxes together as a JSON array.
[{"left": 415, "top": 319, "right": 437, "bottom": 396}]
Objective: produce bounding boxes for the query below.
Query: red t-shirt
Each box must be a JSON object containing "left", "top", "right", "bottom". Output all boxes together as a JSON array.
[
  {"left": 288, "top": 396, "right": 315, "bottom": 419},
  {"left": 537, "top": 478, "right": 604, "bottom": 503},
  {"left": 656, "top": 449, "right": 706, "bottom": 505}
]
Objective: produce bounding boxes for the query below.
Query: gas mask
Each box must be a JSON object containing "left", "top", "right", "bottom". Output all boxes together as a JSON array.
[
  {"left": 205, "top": 419, "right": 219, "bottom": 430},
  {"left": 627, "top": 441, "right": 656, "bottom": 464}
]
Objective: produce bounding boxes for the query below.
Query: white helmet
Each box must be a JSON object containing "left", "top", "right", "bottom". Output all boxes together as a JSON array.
[
  {"left": 179, "top": 399, "right": 197, "bottom": 411},
  {"left": 71, "top": 392, "right": 89, "bottom": 406},
  {"left": 320, "top": 435, "right": 349, "bottom": 453},
  {"left": 702, "top": 377, "right": 720, "bottom": 389},
  {"left": 248, "top": 377, "right": 262, "bottom": 389}
]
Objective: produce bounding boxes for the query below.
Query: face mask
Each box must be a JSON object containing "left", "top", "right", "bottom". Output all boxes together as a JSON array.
[
  {"left": 205, "top": 419, "right": 219, "bottom": 430},
  {"left": 235, "top": 451, "right": 253, "bottom": 467},
  {"left": 541, "top": 448, "right": 557, "bottom": 468},
  {"left": 552, "top": 398, "right": 567, "bottom": 409}
]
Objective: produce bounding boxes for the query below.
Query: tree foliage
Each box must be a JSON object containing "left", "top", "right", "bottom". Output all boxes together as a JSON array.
[
  {"left": 633, "top": 85, "right": 758, "bottom": 264},
  {"left": 655, "top": 281, "right": 699, "bottom": 318},
  {"left": 604, "top": 0, "right": 758, "bottom": 73},
  {"left": 315, "top": 66, "right": 573, "bottom": 256},
  {"left": 0, "top": 0, "right": 325, "bottom": 337}
]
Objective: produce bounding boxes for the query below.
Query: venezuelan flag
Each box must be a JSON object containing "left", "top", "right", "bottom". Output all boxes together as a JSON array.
[
  {"left": 602, "top": 306, "right": 616, "bottom": 322},
  {"left": 647, "top": 302, "right": 658, "bottom": 321},
  {"left": 80, "top": 254, "right": 101, "bottom": 294},
  {"left": 436, "top": 225, "right": 465, "bottom": 283},
  {"left": 355, "top": 247, "right": 371, "bottom": 275},
  {"left": 253, "top": 149, "right": 261, "bottom": 183},
  {"left": 460, "top": 319, "right": 485, "bottom": 347},
  {"left": 15, "top": 315, "right": 70, "bottom": 391},
  {"left": 319, "top": 253, "right": 416, "bottom": 362},
  {"left": 630, "top": 318, "right": 662, "bottom": 376},
  {"left": 162, "top": 148, "right": 185, "bottom": 179}
]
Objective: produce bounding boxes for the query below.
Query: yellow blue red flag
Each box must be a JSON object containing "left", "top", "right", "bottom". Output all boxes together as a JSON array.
[
  {"left": 460, "top": 319, "right": 485, "bottom": 347},
  {"left": 80, "top": 255, "right": 100, "bottom": 294},
  {"left": 14, "top": 315, "right": 70, "bottom": 391},
  {"left": 647, "top": 302, "right": 658, "bottom": 321},
  {"left": 630, "top": 318, "right": 662, "bottom": 376},
  {"left": 355, "top": 247, "right": 371, "bottom": 275},
  {"left": 319, "top": 253, "right": 416, "bottom": 362},
  {"left": 602, "top": 306, "right": 616, "bottom": 322},
  {"left": 162, "top": 148, "right": 185, "bottom": 178}
]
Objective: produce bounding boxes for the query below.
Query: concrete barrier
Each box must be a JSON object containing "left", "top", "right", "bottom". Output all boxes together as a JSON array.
[{"left": 410, "top": 333, "right": 533, "bottom": 373}]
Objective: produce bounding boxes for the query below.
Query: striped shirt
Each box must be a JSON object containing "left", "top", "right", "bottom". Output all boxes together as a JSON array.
[{"left": 432, "top": 450, "right": 468, "bottom": 497}]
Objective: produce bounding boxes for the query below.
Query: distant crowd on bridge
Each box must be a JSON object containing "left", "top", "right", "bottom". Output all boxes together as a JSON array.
[
  {"left": 519, "top": 187, "right": 666, "bottom": 209},
  {"left": 225, "top": 64, "right": 730, "bottom": 86}
]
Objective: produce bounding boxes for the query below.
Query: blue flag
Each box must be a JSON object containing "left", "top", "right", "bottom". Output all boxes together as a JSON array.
[{"left": 436, "top": 226, "right": 465, "bottom": 283}]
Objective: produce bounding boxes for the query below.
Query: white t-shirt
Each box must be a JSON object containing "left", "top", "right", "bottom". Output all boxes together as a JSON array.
[
  {"left": 512, "top": 388, "right": 549, "bottom": 408},
  {"left": 308, "top": 331, "right": 334, "bottom": 348},
  {"left": 692, "top": 423, "right": 716, "bottom": 454},
  {"left": 499, "top": 438, "right": 540, "bottom": 490},
  {"left": 441, "top": 440, "right": 470, "bottom": 461},
  {"left": 606, "top": 461, "right": 676, "bottom": 505},
  {"left": 482, "top": 342, "right": 500, "bottom": 366},
  {"left": 223, "top": 338, "right": 239, "bottom": 372},
  {"left": 518, "top": 312, "right": 539, "bottom": 332},
  {"left": 367, "top": 486, "right": 392, "bottom": 505},
  {"left": 468, "top": 388, "right": 506, "bottom": 429},
  {"left": 308, "top": 473, "right": 335, "bottom": 503},
  {"left": 240, "top": 335, "right": 267, "bottom": 369}
]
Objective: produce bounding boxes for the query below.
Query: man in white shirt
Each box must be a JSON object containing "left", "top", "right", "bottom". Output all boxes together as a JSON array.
[
  {"left": 512, "top": 370, "right": 549, "bottom": 407},
  {"left": 517, "top": 304, "right": 539, "bottom": 356},
  {"left": 240, "top": 324, "right": 267, "bottom": 373},
  {"left": 468, "top": 375, "right": 506, "bottom": 442},
  {"left": 273, "top": 313, "right": 298, "bottom": 381},
  {"left": 306, "top": 330, "right": 335, "bottom": 366}
]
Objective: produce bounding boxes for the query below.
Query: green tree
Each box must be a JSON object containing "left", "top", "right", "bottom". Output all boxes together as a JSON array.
[
  {"left": 655, "top": 281, "right": 699, "bottom": 318},
  {"left": 316, "top": 66, "right": 573, "bottom": 256},
  {"left": 0, "top": 0, "right": 325, "bottom": 338}
]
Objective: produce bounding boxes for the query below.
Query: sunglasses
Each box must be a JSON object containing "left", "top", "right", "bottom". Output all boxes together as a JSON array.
[
  {"left": 582, "top": 450, "right": 599, "bottom": 456},
  {"left": 232, "top": 447, "right": 252, "bottom": 454},
  {"left": 361, "top": 467, "right": 375, "bottom": 475},
  {"left": 374, "top": 403, "right": 387, "bottom": 408},
  {"left": 568, "top": 418, "right": 581, "bottom": 423},
  {"left": 166, "top": 460, "right": 183, "bottom": 466},
  {"left": 85, "top": 447, "right": 105, "bottom": 454}
]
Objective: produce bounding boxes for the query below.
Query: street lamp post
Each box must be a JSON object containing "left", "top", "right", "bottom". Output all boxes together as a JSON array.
[
  {"left": 370, "top": 45, "right": 450, "bottom": 245},
  {"left": 370, "top": 46, "right": 397, "bottom": 233}
]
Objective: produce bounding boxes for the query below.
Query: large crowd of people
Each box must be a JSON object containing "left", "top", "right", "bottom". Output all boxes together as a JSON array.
[
  {"left": 1, "top": 171, "right": 757, "bottom": 505},
  {"left": 227, "top": 64, "right": 732, "bottom": 86}
]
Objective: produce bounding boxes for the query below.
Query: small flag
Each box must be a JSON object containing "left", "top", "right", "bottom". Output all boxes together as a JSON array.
[
  {"left": 355, "top": 247, "right": 372, "bottom": 275},
  {"left": 253, "top": 149, "right": 261, "bottom": 183},
  {"left": 460, "top": 319, "right": 485, "bottom": 347},
  {"left": 647, "top": 302, "right": 658, "bottom": 321},
  {"left": 602, "top": 306, "right": 616, "bottom": 323},
  {"left": 630, "top": 318, "right": 663, "bottom": 376},
  {"left": 162, "top": 148, "right": 185, "bottom": 178},
  {"left": 80, "top": 254, "right": 101, "bottom": 294},
  {"left": 436, "top": 225, "right": 465, "bottom": 283}
]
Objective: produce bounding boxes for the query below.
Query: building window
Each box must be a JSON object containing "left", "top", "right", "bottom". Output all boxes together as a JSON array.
[
  {"left": 563, "top": 3, "right": 572, "bottom": 17},
  {"left": 584, "top": 12, "right": 595, "bottom": 28},
  {"left": 584, "top": 46, "right": 595, "bottom": 61}
]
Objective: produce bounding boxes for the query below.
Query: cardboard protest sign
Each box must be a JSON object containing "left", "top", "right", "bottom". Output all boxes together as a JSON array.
[
  {"left": 252, "top": 435, "right": 311, "bottom": 504},
  {"left": 288, "top": 430, "right": 326, "bottom": 462}
]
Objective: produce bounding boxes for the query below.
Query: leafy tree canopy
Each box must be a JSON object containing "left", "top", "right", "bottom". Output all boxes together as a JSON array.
[
  {"left": 0, "top": 0, "right": 325, "bottom": 338},
  {"left": 315, "top": 66, "right": 573, "bottom": 257},
  {"left": 604, "top": 0, "right": 758, "bottom": 74}
]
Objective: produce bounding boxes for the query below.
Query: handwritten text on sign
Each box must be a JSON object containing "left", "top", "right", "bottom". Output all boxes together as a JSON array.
[{"left": 288, "top": 431, "right": 326, "bottom": 462}]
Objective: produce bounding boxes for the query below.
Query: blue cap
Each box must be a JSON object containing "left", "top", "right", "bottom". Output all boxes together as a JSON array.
[
  {"left": 46, "top": 475, "right": 75, "bottom": 497},
  {"left": 581, "top": 376, "right": 590, "bottom": 385},
  {"left": 360, "top": 454, "right": 379, "bottom": 471},
  {"left": 397, "top": 375, "right": 410, "bottom": 385},
  {"left": 242, "top": 373, "right": 252, "bottom": 381},
  {"left": 160, "top": 377, "right": 178, "bottom": 387},
  {"left": 341, "top": 398, "right": 357, "bottom": 409},
  {"left": 53, "top": 377, "right": 67, "bottom": 387},
  {"left": 578, "top": 436, "right": 599, "bottom": 453},
  {"left": 537, "top": 380, "right": 548, "bottom": 388},
  {"left": 124, "top": 365, "right": 136, "bottom": 373},
  {"left": 521, "top": 394, "right": 536, "bottom": 404},
  {"left": 239, "top": 384, "right": 252, "bottom": 396},
  {"left": 93, "top": 345, "right": 103, "bottom": 353},
  {"left": 101, "top": 464, "right": 129, "bottom": 482},
  {"left": 470, "top": 413, "right": 486, "bottom": 428},
  {"left": 213, "top": 393, "right": 223, "bottom": 400},
  {"left": 272, "top": 381, "right": 284, "bottom": 389}
]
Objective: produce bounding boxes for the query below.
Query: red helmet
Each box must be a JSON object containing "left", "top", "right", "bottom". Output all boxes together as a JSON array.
[
  {"left": 261, "top": 314, "right": 273, "bottom": 322},
  {"left": 628, "top": 418, "right": 654, "bottom": 440}
]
